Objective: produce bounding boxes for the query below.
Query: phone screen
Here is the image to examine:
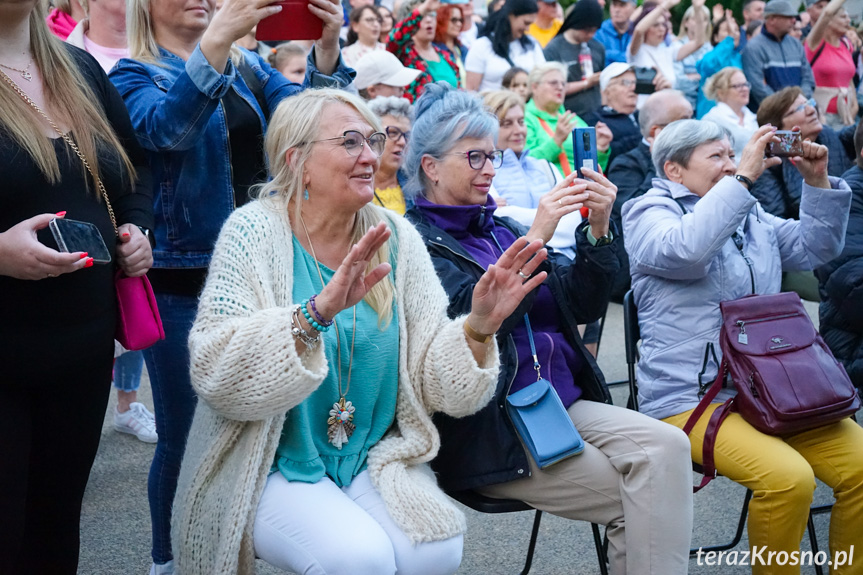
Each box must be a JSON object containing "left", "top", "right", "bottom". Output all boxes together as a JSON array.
[
  {"left": 765, "top": 130, "right": 803, "bottom": 158},
  {"left": 49, "top": 218, "right": 112, "bottom": 264}
]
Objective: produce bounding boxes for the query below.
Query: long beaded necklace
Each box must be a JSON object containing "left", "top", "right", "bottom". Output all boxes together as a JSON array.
[{"left": 299, "top": 216, "right": 358, "bottom": 450}]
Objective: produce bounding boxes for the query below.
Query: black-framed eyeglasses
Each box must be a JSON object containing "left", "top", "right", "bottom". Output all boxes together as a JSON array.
[
  {"left": 450, "top": 17, "right": 464, "bottom": 24},
  {"left": 450, "top": 149, "right": 504, "bottom": 169},
  {"left": 307, "top": 130, "right": 387, "bottom": 157},
  {"left": 385, "top": 126, "right": 410, "bottom": 143}
]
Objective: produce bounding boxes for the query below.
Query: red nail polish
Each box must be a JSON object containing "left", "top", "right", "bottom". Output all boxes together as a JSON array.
[
  {"left": 55, "top": 211, "right": 67, "bottom": 217},
  {"left": 121, "top": 232, "right": 131, "bottom": 238},
  {"left": 79, "top": 253, "right": 89, "bottom": 259},
  {"left": 84, "top": 258, "right": 94, "bottom": 268}
]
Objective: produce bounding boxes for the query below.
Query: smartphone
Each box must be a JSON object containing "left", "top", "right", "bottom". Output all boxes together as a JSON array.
[
  {"left": 634, "top": 66, "right": 657, "bottom": 95},
  {"left": 256, "top": 0, "right": 323, "bottom": 42},
  {"left": 573, "top": 127, "right": 597, "bottom": 179},
  {"left": 49, "top": 218, "right": 111, "bottom": 264},
  {"left": 573, "top": 127, "right": 597, "bottom": 219},
  {"left": 765, "top": 130, "right": 803, "bottom": 158}
]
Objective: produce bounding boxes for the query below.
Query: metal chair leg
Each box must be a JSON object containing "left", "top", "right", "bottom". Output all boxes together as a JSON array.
[
  {"left": 519, "top": 510, "right": 543, "bottom": 575},
  {"left": 591, "top": 523, "right": 609, "bottom": 575},
  {"left": 690, "top": 488, "right": 753, "bottom": 554},
  {"left": 808, "top": 513, "right": 824, "bottom": 575}
]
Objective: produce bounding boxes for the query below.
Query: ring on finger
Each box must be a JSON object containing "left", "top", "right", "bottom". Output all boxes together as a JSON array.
[
  {"left": 517, "top": 269, "right": 529, "bottom": 280},
  {"left": 557, "top": 198, "right": 563, "bottom": 206}
]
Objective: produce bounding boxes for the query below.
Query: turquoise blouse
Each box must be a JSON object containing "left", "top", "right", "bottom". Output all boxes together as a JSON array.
[{"left": 272, "top": 236, "right": 399, "bottom": 487}]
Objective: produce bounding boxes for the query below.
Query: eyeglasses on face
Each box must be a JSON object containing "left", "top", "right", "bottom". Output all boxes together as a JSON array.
[
  {"left": 611, "top": 79, "right": 636, "bottom": 88},
  {"left": 784, "top": 98, "right": 817, "bottom": 117},
  {"left": 542, "top": 79, "right": 566, "bottom": 89},
  {"left": 449, "top": 149, "right": 504, "bottom": 169},
  {"left": 361, "top": 16, "right": 382, "bottom": 24},
  {"left": 729, "top": 81, "right": 751, "bottom": 90},
  {"left": 308, "top": 130, "right": 387, "bottom": 157},
  {"left": 385, "top": 125, "right": 410, "bottom": 142},
  {"left": 450, "top": 17, "right": 464, "bottom": 24}
]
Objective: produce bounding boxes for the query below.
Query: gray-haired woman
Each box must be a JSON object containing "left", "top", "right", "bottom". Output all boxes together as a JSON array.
[
  {"left": 405, "top": 84, "right": 695, "bottom": 575},
  {"left": 622, "top": 119, "right": 863, "bottom": 568},
  {"left": 368, "top": 96, "right": 412, "bottom": 214}
]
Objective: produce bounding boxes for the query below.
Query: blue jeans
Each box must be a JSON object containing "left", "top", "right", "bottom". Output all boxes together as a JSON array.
[
  {"left": 113, "top": 350, "right": 144, "bottom": 392},
  {"left": 143, "top": 293, "right": 199, "bottom": 564}
]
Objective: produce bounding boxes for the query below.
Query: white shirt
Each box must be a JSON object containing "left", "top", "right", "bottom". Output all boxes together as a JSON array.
[
  {"left": 465, "top": 36, "right": 546, "bottom": 92},
  {"left": 628, "top": 42, "right": 676, "bottom": 108},
  {"left": 702, "top": 102, "right": 758, "bottom": 166}
]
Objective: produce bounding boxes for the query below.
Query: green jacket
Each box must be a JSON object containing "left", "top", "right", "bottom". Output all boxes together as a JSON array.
[{"left": 524, "top": 99, "right": 609, "bottom": 176}]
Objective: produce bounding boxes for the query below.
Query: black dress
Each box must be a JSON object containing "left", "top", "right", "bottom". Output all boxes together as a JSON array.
[{"left": 0, "top": 45, "right": 153, "bottom": 574}]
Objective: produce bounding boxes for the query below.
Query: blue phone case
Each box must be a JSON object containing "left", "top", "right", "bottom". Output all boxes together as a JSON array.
[{"left": 573, "top": 127, "right": 597, "bottom": 179}]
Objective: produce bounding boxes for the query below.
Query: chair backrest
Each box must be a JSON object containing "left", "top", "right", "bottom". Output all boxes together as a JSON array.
[{"left": 622, "top": 290, "right": 640, "bottom": 411}]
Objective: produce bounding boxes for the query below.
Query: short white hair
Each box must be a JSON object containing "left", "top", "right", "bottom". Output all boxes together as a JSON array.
[{"left": 652, "top": 119, "right": 731, "bottom": 178}]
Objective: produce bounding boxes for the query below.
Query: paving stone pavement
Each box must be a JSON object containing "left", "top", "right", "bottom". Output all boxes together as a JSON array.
[{"left": 78, "top": 301, "right": 852, "bottom": 574}]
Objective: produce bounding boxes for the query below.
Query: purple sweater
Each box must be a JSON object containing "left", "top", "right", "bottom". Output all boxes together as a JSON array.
[{"left": 414, "top": 196, "right": 583, "bottom": 406}]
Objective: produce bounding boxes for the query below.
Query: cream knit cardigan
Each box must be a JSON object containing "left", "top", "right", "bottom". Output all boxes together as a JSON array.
[{"left": 172, "top": 200, "right": 500, "bottom": 575}]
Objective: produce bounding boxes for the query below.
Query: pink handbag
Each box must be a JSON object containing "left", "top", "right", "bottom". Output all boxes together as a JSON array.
[
  {"left": 1, "top": 70, "right": 166, "bottom": 351},
  {"left": 115, "top": 270, "right": 165, "bottom": 351}
]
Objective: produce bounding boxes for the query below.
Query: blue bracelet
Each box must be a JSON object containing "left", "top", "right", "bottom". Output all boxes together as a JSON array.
[
  {"left": 309, "top": 294, "right": 334, "bottom": 327},
  {"left": 301, "top": 299, "right": 330, "bottom": 332}
]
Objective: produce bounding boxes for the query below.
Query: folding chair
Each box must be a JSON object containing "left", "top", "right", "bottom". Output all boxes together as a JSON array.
[
  {"left": 621, "top": 290, "right": 830, "bottom": 567},
  {"left": 449, "top": 490, "right": 609, "bottom": 575}
]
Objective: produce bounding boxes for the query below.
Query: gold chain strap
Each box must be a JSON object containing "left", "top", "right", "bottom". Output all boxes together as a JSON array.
[{"left": 0, "top": 69, "right": 118, "bottom": 236}]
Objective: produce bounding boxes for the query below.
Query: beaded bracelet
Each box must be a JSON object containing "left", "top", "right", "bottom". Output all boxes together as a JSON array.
[
  {"left": 300, "top": 299, "right": 331, "bottom": 332},
  {"left": 308, "top": 294, "right": 334, "bottom": 327},
  {"left": 290, "top": 306, "right": 320, "bottom": 348}
]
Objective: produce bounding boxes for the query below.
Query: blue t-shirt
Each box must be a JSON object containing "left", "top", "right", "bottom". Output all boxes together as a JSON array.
[{"left": 272, "top": 235, "right": 399, "bottom": 487}]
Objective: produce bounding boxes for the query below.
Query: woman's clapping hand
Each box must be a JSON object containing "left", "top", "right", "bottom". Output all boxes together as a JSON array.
[
  {"left": 467, "top": 237, "right": 548, "bottom": 336},
  {"left": 313, "top": 222, "right": 393, "bottom": 320}
]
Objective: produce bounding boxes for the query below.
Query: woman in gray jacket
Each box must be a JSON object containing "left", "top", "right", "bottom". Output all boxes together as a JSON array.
[{"left": 622, "top": 120, "right": 863, "bottom": 574}]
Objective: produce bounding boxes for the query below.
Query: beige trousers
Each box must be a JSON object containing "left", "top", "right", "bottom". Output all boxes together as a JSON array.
[{"left": 476, "top": 399, "right": 694, "bottom": 575}]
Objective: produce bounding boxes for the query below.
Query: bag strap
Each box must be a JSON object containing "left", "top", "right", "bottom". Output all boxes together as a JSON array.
[
  {"left": 488, "top": 230, "right": 545, "bottom": 383},
  {"left": 0, "top": 69, "right": 118, "bottom": 236},
  {"left": 536, "top": 117, "right": 573, "bottom": 175},
  {"left": 682, "top": 358, "right": 735, "bottom": 492},
  {"left": 809, "top": 40, "right": 828, "bottom": 67}
]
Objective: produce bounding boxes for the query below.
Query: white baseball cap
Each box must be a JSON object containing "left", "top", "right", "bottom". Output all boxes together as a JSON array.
[
  {"left": 599, "top": 62, "right": 634, "bottom": 92},
  {"left": 354, "top": 51, "right": 422, "bottom": 90}
]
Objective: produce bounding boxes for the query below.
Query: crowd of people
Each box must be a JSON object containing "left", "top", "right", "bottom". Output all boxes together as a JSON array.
[{"left": 2, "top": 0, "right": 863, "bottom": 573}]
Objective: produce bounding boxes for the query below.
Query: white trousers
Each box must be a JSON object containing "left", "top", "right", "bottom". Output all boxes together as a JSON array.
[{"left": 253, "top": 469, "right": 463, "bottom": 575}]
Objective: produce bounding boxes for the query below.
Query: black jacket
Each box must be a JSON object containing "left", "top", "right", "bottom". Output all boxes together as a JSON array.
[
  {"left": 582, "top": 106, "right": 641, "bottom": 169},
  {"left": 405, "top": 208, "right": 619, "bottom": 492},
  {"left": 607, "top": 141, "right": 654, "bottom": 301},
  {"left": 816, "top": 164, "right": 863, "bottom": 389}
]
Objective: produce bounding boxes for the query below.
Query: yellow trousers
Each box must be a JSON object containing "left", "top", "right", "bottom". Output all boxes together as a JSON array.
[{"left": 664, "top": 404, "right": 863, "bottom": 575}]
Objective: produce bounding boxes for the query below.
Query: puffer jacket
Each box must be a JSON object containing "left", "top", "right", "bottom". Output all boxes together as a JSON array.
[
  {"left": 622, "top": 175, "right": 851, "bottom": 419},
  {"left": 816, "top": 164, "right": 863, "bottom": 388}
]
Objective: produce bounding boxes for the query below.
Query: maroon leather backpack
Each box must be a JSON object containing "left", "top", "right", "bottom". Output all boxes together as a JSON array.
[{"left": 684, "top": 292, "right": 860, "bottom": 491}]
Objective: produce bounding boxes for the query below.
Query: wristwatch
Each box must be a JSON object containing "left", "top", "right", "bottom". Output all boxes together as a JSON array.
[
  {"left": 583, "top": 224, "right": 614, "bottom": 247},
  {"left": 136, "top": 225, "right": 156, "bottom": 249}
]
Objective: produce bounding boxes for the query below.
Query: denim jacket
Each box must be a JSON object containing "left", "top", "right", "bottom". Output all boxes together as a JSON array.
[{"left": 110, "top": 45, "right": 355, "bottom": 268}]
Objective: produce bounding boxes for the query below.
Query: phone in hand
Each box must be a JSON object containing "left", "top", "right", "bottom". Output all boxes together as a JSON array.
[
  {"left": 256, "top": 0, "right": 323, "bottom": 42},
  {"left": 49, "top": 218, "right": 111, "bottom": 264},
  {"left": 634, "top": 66, "right": 657, "bottom": 95},
  {"left": 765, "top": 130, "right": 803, "bottom": 158},
  {"left": 573, "top": 127, "right": 597, "bottom": 219}
]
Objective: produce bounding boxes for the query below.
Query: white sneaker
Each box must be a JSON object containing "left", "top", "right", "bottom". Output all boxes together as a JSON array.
[
  {"left": 114, "top": 402, "right": 158, "bottom": 443},
  {"left": 149, "top": 560, "right": 175, "bottom": 575}
]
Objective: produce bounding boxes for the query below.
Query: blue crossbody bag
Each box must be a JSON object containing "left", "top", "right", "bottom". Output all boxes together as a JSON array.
[{"left": 505, "top": 316, "right": 585, "bottom": 469}]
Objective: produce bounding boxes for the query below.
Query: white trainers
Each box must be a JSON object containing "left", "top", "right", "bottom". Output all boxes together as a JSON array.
[
  {"left": 114, "top": 402, "right": 158, "bottom": 443},
  {"left": 149, "top": 560, "right": 175, "bottom": 575}
]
